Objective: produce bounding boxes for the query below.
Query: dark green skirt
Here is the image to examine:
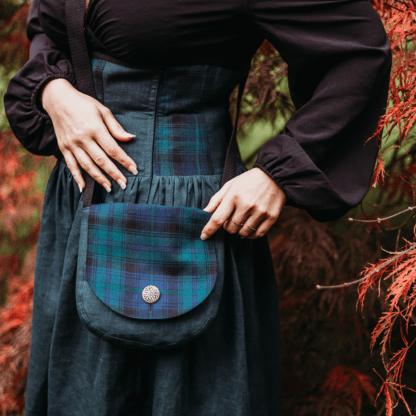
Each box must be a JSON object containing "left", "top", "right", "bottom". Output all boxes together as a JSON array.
[{"left": 25, "top": 58, "right": 282, "bottom": 416}]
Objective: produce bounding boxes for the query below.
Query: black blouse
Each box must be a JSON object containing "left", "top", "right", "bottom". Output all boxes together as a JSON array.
[{"left": 4, "top": 0, "right": 392, "bottom": 222}]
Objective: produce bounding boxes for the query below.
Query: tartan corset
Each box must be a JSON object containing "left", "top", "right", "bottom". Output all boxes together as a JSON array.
[
  {"left": 90, "top": 58, "right": 246, "bottom": 181},
  {"left": 75, "top": 59, "right": 247, "bottom": 329}
]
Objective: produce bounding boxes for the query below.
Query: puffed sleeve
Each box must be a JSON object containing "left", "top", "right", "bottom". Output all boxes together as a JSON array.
[
  {"left": 249, "top": 0, "right": 392, "bottom": 222},
  {"left": 3, "top": 0, "right": 76, "bottom": 157}
]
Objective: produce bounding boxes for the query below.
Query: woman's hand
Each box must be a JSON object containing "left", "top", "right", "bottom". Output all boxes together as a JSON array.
[
  {"left": 41, "top": 78, "right": 138, "bottom": 193},
  {"left": 201, "top": 167, "right": 286, "bottom": 240}
]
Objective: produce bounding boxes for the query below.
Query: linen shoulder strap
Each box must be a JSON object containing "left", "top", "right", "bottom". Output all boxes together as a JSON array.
[{"left": 65, "top": 0, "right": 248, "bottom": 208}]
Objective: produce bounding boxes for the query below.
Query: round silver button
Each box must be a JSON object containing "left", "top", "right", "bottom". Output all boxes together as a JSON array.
[{"left": 142, "top": 285, "right": 160, "bottom": 304}]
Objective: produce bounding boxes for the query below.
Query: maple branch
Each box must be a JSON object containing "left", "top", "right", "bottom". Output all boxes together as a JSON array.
[
  {"left": 348, "top": 206, "right": 416, "bottom": 224},
  {"left": 316, "top": 243, "right": 416, "bottom": 290},
  {"left": 395, "top": 0, "right": 410, "bottom": 9},
  {"left": 384, "top": 2, "right": 406, "bottom": 12},
  {"left": 384, "top": 211, "right": 416, "bottom": 231}
]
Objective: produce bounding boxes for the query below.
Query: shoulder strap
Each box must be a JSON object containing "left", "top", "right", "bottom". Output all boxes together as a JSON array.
[
  {"left": 66, "top": 0, "right": 97, "bottom": 99},
  {"left": 65, "top": 0, "right": 248, "bottom": 207},
  {"left": 221, "top": 73, "right": 248, "bottom": 187}
]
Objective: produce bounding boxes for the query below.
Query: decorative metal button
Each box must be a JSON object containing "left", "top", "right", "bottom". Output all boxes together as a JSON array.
[{"left": 142, "top": 285, "right": 160, "bottom": 304}]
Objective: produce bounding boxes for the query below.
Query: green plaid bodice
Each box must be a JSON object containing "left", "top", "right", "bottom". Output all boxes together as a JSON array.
[{"left": 87, "top": 58, "right": 247, "bottom": 210}]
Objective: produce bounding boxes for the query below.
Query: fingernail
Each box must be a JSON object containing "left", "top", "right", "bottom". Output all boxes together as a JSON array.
[
  {"left": 127, "top": 134, "right": 136, "bottom": 139},
  {"left": 78, "top": 183, "right": 83, "bottom": 193},
  {"left": 200, "top": 233, "right": 207, "bottom": 240},
  {"left": 117, "top": 179, "right": 126, "bottom": 190},
  {"left": 104, "top": 184, "right": 111, "bottom": 193},
  {"left": 129, "top": 165, "right": 138, "bottom": 175}
]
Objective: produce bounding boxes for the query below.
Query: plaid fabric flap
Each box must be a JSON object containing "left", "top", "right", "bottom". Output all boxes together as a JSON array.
[{"left": 84, "top": 203, "right": 217, "bottom": 319}]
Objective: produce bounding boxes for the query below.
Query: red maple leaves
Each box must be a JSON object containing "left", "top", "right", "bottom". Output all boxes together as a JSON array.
[
  {"left": 297, "top": 366, "right": 377, "bottom": 416},
  {"left": 354, "top": 2, "right": 416, "bottom": 414},
  {"left": 0, "top": 256, "right": 35, "bottom": 416}
]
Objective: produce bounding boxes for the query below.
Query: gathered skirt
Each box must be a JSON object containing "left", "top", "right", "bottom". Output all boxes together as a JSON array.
[{"left": 25, "top": 58, "right": 283, "bottom": 416}]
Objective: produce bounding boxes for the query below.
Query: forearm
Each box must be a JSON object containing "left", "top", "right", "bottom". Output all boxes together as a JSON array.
[{"left": 4, "top": 0, "right": 77, "bottom": 157}]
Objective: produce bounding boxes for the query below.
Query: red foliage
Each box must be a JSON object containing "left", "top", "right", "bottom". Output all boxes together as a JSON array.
[
  {"left": 357, "top": 240, "right": 416, "bottom": 415},
  {"left": 322, "top": 366, "right": 376, "bottom": 414},
  {"left": 0, "top": 80, "right": 48, "bottom": 416},
  {"left": 298, "top": 366, "right": 377, "bottom": 416},
  {"left": 269, "top": 206, "right": 383, "bottom": 415},
  {"left": 230, "top": 39, "right": 295, "bottom": 127},
  {"left": 0, "top": 260, "right": 34, "bottom": 415},
  {"left": 0, "top": 131, "right": 45, "bottom": 245},
  {"left": 370, "top": 0, "right": 416, "bottom": 187},
  {"left": 0, "top": 5, "right": 30, "bottom": 66},
  {"left": 352, "top": 2, "right": 416, "bottom": 414}
]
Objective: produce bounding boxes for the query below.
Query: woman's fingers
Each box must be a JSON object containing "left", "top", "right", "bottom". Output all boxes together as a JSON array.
[
  {"left": 203, "top": 179, "right": 234, "bottom": 213},
  {"left": 100, "top": 105, "right": 136, "bottom": 142},
  {"left": 238, "top": 210, "right": 267, "bottom": 238},
  {"left": 200, "top": 196, "right": 235, "bottom": 240},
  {"left": 201, "top": 175, "right": 273, "bottom": 240},
  {"left": 62, "top": 150, "right": 85, "bottom": 192},
  {"left": 224, "top": 208, "right": 266, "bottom": 237},
  {"left": 45, "top": 84, "right": 139, "bottom": 190},
  {"left": 222, "top": 210, "right": 248, "bottom": 234},
  {"left": 94, "top": 122, "right": 139, "bottom": 176},
  {"left": 82, "top": 140, "right": 129, "bottom": 189},
  {"left": 201, "top": 180, "right": 236, "bottom": 239},
  {"left": 246, "top": 215, "right": 278, "bottom": 239},
  {"left": 201, "top": 168, "right": 285, "bottom": 240},
  {"left": 72, "top": 147, "right": 113, "bottom": 192}
]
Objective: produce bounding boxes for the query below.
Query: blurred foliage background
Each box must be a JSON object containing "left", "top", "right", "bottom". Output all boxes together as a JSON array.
[{"left": 1, "top": 0, "right": 416, "bottom": 415}]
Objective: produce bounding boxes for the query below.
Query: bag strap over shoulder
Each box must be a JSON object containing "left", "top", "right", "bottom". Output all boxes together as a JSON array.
[
  {"left": 66, "top": 0, "right": 96, "bottom": 98},
  {"left": 65, "top": 0, "right": 248, "bottom": 208},
  {"left": 220, "top": 73, "right": 248, "bottom": 188}
]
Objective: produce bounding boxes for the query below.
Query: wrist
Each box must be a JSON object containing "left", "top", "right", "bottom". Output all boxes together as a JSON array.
[
  {"left": 41, "top": 78, "right": 75, "bottom": 114},
  {"left": 252, "top": 166, "right": 287, "bottom": 205}
]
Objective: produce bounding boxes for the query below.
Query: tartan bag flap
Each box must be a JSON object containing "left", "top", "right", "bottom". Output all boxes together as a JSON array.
[{"left": 79, "top": 202, "right": 217, "bottom": 319}]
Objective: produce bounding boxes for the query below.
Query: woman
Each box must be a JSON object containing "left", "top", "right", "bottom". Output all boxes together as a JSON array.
[{"left": 4, "top": 0, "right": 391, "bottom": 414}]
